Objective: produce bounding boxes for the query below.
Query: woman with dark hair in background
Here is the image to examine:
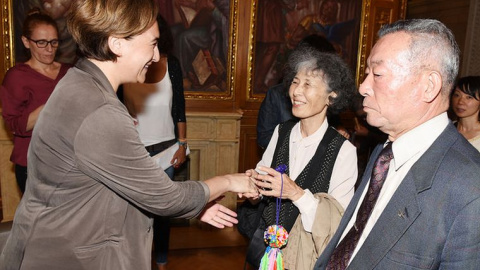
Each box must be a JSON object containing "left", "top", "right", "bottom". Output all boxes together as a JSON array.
[
  {"left": 451, "top": 76, "right": 480, "bottom": 151},
  {"left": 121, "top": 14, "right": 187, "bottom": 270},
  {"left": 0, "top": 8, "right": 71, "bottom": 193}
]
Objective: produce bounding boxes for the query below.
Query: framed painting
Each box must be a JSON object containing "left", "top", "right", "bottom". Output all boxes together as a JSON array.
[
  {"left": 11, "top": 0, "right": 237, "bottom": 100},
  {"left": 247, "top": 0, "right": 364, "bottom": 100},
  {"left": 157, "top": 0, "right": 237, "bottom": 100},
  {"left": 13, "top": 0, "right": 79, "bottom": 65}
]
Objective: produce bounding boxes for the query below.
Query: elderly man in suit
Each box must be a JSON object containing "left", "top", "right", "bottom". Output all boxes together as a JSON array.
[{"left": 314, "top": 19, "right": 480, "bottom": 270}]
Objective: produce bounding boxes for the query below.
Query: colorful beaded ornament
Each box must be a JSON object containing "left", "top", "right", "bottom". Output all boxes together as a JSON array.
[{"left": 259, "top": 164, "right": 289, "bottom": 270}]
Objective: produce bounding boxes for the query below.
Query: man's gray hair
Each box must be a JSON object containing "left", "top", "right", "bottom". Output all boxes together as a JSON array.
[{"left": 378, "top": 19, "right": 460, "bottom": 95}]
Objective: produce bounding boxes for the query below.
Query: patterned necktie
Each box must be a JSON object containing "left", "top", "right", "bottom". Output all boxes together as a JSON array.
[{"left": 326, "top": 142, "right": 394, "bottom": 270}]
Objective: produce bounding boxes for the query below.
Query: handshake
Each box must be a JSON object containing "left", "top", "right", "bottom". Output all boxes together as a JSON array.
[
  {"left": 200, "top": 165, "right": 305, "bottom": 229},
  {"left": 240, "top": 164, "right": 302, "bottom": 202}
]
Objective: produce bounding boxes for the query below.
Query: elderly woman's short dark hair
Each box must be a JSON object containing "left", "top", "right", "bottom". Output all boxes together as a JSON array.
[{"left": 284, "top": 46, "right": 355, "bottom": 115}]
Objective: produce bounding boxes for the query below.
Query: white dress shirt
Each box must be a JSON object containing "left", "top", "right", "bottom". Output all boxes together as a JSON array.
[
  {"left": 256, "top": 119, "right": 358, "bottom": 232},
  {"left": 341, "top": 112, "right": 450, "bottom": 263}
]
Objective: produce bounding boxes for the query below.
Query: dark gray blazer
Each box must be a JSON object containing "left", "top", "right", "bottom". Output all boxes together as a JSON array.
[{"left": 314, "top": 123, "right": 480, "bottom": 269}]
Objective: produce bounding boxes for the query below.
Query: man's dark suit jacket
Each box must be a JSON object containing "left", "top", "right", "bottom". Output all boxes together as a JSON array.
[
  {"left": 256, "top": 83, "right": 296, "bottom": 149},
  {"left": 314, "top": 123, "right": 480, "bottom": 269}
]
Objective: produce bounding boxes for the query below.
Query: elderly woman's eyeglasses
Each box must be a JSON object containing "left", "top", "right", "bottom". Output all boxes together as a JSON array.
[{"left": 27, "top": 38, "right": 60, "bottom": 48}]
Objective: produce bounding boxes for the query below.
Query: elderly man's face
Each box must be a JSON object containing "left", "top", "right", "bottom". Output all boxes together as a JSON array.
[{"left": 359, "top": 32, "right": 425, "bottom": 139}]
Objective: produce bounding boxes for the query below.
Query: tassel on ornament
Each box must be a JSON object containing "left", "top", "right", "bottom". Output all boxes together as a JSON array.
[
  {"left": 259, "top": 164, "right": 288, "bottom": 270},
  {"left": 259, "top": 224, "right": 288, "bottom": 270}
]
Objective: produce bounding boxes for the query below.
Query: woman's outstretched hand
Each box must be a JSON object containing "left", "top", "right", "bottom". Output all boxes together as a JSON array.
[
  {"left": 199, "top": 201, "right": 238, "bottom": 228},
  {"left": 226, "top": 172, "right": 260, "bottom": 199}
]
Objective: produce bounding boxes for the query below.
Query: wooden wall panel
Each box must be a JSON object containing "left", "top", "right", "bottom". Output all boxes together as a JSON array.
[
  {"left": 407, "top": 0, "right": 471, "bottom": 75},
  {"left": 184, "top": 112, "right": 242, "bottom": 228},
  {"left": 238, "top": 110, "right": 263, "bottom": 173},
  {"left": 462, "top": 0, "right": 480, "bottom": 76}
]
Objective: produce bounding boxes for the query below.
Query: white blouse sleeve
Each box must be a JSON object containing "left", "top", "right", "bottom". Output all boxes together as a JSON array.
[
  {"left": 293, "top": 140, "right": 358, "bottom": 232},
  {"left": 292, "top": 189, "right": 319, "bottom": 232}
]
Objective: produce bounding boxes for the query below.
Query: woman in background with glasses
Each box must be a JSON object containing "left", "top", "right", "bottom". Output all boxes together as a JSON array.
[{"left": 0, "top": 8, "right": 72, "bottom": 193}]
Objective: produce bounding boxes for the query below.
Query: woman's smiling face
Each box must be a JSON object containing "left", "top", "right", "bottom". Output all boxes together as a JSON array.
[
  {"left": 289, "top": 67, "right": 332, "bottom": 122},
  {"left": 119, "top": 22, "right": 160, "bottom": 84}
]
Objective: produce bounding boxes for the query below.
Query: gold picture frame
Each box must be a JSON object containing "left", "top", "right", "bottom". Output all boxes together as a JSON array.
[
  {"left": 246, "top": 0, "right": 365, "bottom": 101},
  {"left": 356, "top": 0, "right": 407, "bottom": 85},
  {"left": 245, "top": 0, "right": 407, "bottom": 101},
  {"left": 3, "top": 0, "right": 239, "bottom": 101},
  {"left": 157, "top": 0, "right": 239, "bottom": 100},
  {"left": 1, "top": 0, "right": 14, "bottom": 77}
]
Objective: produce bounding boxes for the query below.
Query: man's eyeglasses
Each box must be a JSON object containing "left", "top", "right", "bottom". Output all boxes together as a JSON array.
[{"left": 27, "top": 38, "right": 60, "bottom": 48}]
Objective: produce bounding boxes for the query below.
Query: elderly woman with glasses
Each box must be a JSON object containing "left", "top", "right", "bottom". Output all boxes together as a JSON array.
[{"left": 0, "top": 8, "right": 72, "bottom": 193}]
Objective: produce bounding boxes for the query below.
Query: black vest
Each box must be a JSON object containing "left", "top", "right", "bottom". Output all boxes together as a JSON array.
[{"left": 261, "top": 120, "right": 346, "bottom": 232}]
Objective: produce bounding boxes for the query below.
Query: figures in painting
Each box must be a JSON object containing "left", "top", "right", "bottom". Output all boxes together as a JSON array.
[
  {"left": 158, "top": 0, "right": 230, "bottom": 91},
  {"left": 254, "top": 0, "right": 360, "bottom": 95}
]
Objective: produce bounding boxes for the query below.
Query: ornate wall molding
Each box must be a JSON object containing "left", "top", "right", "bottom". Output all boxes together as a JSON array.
[
  {"left": 1, "top": 0, "right": 14, "bottom": 77},
  {"left": 356, "top": 0, "right": 407, "bottom": 85}
]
